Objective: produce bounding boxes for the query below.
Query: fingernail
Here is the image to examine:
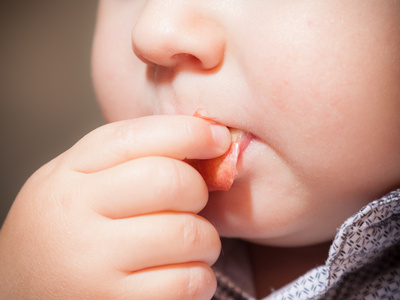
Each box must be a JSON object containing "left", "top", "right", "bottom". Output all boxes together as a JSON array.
[{"left": 211, "top": 125, "right": 231, "bottom": 151}]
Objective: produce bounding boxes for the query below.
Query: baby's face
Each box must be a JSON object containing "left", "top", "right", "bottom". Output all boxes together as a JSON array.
[{"left": 92, "top": 1, "right": 400, "bottom": 246}]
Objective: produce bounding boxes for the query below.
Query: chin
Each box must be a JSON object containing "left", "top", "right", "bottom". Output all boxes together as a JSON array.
[{"left": 201, "top": 183, "right": 339, "bottom": 247}]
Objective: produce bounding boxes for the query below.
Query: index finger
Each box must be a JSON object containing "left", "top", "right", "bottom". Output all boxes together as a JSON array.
[{"left": 67, "top": 115, "right": 231, "bottom": 173}]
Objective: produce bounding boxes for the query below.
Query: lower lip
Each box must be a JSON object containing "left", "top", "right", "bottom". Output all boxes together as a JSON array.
[
  {"left": 233, "top": 131, "right": 258, "bottom": 180},
  {"left": 238, "top": 131, "right": 255, "bottom": 161}
]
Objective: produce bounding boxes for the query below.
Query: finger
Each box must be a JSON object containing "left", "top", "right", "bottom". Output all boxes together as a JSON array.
[
  {"left": 68, "top": 115, "right": 231, "bottom": 173},
  {"left": 118, "top": 263, "right": 217, "bottom": 300},
  {"left": 106, "top": 213, "right": 221, "bottom": 272},
  {"left": 85, "top": 156, "right": 208, "bottom": 219}
]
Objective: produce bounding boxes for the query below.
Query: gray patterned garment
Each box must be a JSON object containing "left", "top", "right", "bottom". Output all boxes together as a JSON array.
[{"left": 212, "top": 189, "right": 400, "bottom": 300}]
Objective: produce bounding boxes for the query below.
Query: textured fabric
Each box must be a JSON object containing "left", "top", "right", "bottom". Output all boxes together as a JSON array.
[{"left": 212, "top": 189, "right": 400, "bottom": 300}]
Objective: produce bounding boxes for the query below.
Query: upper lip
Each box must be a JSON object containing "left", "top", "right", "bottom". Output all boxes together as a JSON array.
[{"left": 156, "top": 100, "right": 252, "bottom": 136}]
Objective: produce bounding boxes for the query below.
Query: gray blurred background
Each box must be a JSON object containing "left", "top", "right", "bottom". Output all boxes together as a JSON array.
[{"left": 0, "top": 1, "right": 104, "bottom": 226}]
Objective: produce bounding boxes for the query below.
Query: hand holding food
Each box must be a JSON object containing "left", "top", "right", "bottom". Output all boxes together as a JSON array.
[{"left": 0, "top": 115, "right": 230, "bottom": 299}]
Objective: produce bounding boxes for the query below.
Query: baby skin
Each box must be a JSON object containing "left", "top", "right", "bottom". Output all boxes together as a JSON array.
[
  {"left": 0, "top": 116, "right": 231, "bottom": 299},
  {"left": 2, "top": 0, "right": 400, "bottom": 299}
]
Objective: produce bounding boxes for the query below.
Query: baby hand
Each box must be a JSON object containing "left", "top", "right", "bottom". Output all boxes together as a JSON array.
[{"left": 0, "top": 115, "right": 231, "bottom": 299}]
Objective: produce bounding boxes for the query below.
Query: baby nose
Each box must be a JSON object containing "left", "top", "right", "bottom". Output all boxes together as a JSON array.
[{"left": 131, "top": 2, "right": 225, "bottom": 70}]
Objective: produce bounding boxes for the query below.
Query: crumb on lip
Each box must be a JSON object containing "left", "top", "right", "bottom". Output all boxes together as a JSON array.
[{"left": 192, "top": 108, "right": 217, "bottom": 123}]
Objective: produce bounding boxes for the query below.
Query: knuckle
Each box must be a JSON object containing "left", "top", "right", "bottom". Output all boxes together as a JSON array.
[
  {"left": 181, "top": 117, "right": 211, "bottom": 146},
  {"left": 155, "top": 158, "right": 208, "bottom": 211},
  {"left": 111, "top": 121, "right": 139, "bottom": 159},
  {"left": 165, "top": 159, "right": 189, "bottom": 191},
  {"left": 183, "top": 265, "right": 217, "bottom": 300},
  {"left": 182, "top": 215, "right": 202, "bottom": 250},
  {"left": 181, "top": 118, "right": 195, "bottom": 139},
  {"left": 181, "top": 215, "right": 221, "bottom": 265},
  {"left": 141, "top": 157, "right": 206, "bottom": 212},
  {"left": 206, "top": 227, "right": 222, "bottom": 265},
  {"left": 153, "top": 158, "right": 188, "bottom": 199}
]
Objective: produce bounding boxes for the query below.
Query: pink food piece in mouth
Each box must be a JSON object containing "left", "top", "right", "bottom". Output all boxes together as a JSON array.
[{"left": 186, "top": 109, "right": 246, "bottom": 191}]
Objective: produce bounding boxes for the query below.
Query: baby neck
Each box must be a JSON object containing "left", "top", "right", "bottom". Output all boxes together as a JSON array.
[{"left": 247, "top": 241, "right": 331, "bottom": 298}]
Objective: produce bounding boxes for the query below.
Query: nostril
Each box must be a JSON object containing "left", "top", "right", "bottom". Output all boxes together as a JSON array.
[{"left": 171, "top": 53, "right": 202, "bottom": 68}]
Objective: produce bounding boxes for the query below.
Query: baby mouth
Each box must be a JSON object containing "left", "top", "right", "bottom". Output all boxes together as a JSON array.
[{"left": 186, "top": 109, "right": 252, "bottom": 191}]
